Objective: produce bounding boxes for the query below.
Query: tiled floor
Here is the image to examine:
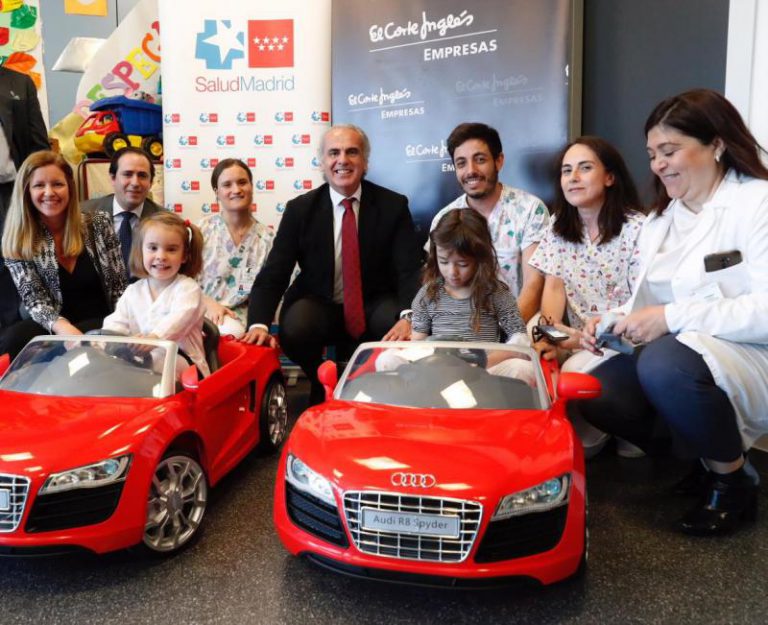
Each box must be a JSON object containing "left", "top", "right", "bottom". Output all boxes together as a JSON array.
[{"left": 1, "top": 383, "right": 767, "bottom": 625}]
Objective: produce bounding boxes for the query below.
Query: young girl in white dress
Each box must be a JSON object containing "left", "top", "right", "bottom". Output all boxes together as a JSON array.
[{"left": 103, "top": 212, "right": 210, "bottom": 377}]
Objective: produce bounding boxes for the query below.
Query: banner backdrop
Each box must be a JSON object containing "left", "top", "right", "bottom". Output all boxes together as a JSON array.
[
  {"left": 331, "top": 0, "right": 576, "bottom": 234},
  {"left": 159, "top": 0, "right": 331, "bottom": 226}
]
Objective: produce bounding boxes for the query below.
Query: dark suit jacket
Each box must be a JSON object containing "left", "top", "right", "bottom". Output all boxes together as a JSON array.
[
  {"left": 0, "top": 67, "right": 49, "bottom": 327},
  {"left": 248, "top": 180, "right": 423, "bottom": 326},
  {"left": 80, "top": 194, "right": 163, "bottom": 223},
  {"left": 0, "top": 66, "right": 49, "bottom": 170}
]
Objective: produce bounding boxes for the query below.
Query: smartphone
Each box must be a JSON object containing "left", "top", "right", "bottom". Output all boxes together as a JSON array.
[
  {"left": 536, "top": 325, "right": 570, "bottom": 343},
  {"left": 704, "top": 250, "right": 743, "bottom": 272}
]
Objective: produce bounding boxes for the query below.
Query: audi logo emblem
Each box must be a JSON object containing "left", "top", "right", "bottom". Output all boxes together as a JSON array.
[{"left": 390, "top": 472, "right": 437, "bottom": 488}]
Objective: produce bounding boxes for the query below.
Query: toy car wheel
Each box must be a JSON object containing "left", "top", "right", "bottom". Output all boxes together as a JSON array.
[
  {"left": 257, "top": 377, "right": 288, "bottom": 453},
  {"left": 104, "top": 132, "right": 130, "bottom": 157},
  {"left": 142, "top": 453, "right": 208, "bottom": 554},
  {"left": 141, "top": 135, "right": 163, "bottom": 159}
]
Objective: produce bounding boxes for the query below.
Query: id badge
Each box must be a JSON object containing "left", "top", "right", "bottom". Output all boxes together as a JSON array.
[{"left": 690, "top": 281, "right": 724, "bottom": 303}]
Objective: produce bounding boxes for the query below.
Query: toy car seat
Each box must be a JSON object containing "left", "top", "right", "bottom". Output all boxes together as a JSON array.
[{"left": 202, "top": 318, "right": 220, "bottom": 373}]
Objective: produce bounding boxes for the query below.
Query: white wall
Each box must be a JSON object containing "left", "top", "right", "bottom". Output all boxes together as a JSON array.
[
  {"left": 726, "top": 0, "right": 768, "bottom": 451},
  {"left": 726, "top": 0, "right": 768, "bottom": 150}
]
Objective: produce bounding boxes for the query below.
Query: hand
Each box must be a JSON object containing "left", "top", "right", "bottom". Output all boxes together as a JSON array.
[
  {"left": 132, "top": 333, "right": 160, "bottom": 355},
  {"left": 382, "top": 318, "right": 411, "bottom": 341},
  {"left": 579, "top": 315, "right": 605, "bottom": 355},
  {"left": 52, "top": 318, "right": 83, "bottom": 336},
  {"left": 205, "top": 301, "right": 236, "bottom": 326},
  {"left": 613, "top": 306, "right": 669, "bottom": 344},
  {"left": 533, "top": 339, "right": 560, "bottom": 361},
  {"left": 240, "top": 326, "right": 278, "bottom": 348}
]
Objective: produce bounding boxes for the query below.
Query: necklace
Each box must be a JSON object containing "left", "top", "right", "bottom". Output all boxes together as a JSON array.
[{"left": 226, "top": 217, "right": 254, "bottom": 245}]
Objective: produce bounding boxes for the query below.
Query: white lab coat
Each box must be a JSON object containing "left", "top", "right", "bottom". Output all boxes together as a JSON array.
[{"left": 592, "top": 171, "right": 768, "bottom": 448}]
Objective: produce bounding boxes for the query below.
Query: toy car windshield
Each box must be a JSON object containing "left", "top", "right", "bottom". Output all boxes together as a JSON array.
[
  {"left": 336, "top": 342, "right": 547, "bottom": 410},
  {"left": 0, "top": 336, "right": 178, "bottom": 399}
]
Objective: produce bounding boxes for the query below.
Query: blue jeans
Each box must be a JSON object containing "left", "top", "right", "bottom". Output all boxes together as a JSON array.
[{"left": 574, "top": 334, "right": 743, "bottom": 462}]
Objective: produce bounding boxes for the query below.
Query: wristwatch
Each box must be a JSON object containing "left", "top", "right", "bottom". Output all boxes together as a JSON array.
[{"left": 399, "top": 310, "right": 413, "bottom": 322}]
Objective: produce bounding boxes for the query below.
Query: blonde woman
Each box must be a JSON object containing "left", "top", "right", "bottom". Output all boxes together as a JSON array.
[{"left": 0, "top": 151, "right": 126, "bottom": 357}]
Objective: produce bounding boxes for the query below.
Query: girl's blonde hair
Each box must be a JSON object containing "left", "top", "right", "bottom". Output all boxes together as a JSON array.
[
  {"left": 1, "top": 151, "right": 84, "bottom": 260},
  {"left": 129, "top": 211, "right": 204, "bottom": 279},
  {"left": 423, "top": 208, "right": 505, "bottom": 332}
]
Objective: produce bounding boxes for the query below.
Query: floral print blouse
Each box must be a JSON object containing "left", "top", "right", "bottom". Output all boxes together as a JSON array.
[
  {"left": 198, "top": 214, "right": 275, "bottom": 326},
  {"left": 529, "top": 211, "right": 645, "bottom": 329}
]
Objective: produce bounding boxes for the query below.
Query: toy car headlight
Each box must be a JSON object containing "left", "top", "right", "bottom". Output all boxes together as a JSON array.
[
  {"left": 40, "top": 454, "right": 132, "bottom": 495},
  {"left": 286, "top": 453, "right": 336, "bottom": 507},
  {"left": 492, "top": 474, "right": 570, "bottom": 520}
]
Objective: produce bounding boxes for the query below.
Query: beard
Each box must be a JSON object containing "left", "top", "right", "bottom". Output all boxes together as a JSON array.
[{"left": 462, "top": 168, "right": 499, "bottom": 200}]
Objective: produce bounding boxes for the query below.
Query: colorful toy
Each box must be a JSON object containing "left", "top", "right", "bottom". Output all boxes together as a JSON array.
[{"left": 74, "top": 95, "right": 163, "bottom": 159}]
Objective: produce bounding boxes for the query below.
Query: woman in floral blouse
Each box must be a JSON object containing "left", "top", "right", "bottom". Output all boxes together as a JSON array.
[
  {"left": 198, "top": 159, "right": 274, "bottom": 335},
  {"left": 530, "top": 136, "right": 645, "bottom": 456}
]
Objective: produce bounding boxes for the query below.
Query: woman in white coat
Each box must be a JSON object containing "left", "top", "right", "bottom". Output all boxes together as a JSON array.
[{"left": 578, "top": 89, "right": 768, "bottom": 536}]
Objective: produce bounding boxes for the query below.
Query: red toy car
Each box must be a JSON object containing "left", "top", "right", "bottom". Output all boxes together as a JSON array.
[
  {"left": 273, "top": 341, "right": 600, "bottom": 586},
  {"left": 0, "top": 334, "right": 287, "bottom": 556}
]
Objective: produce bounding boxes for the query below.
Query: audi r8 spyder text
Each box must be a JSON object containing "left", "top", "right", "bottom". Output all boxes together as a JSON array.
[
  {"left": 274, "top": 341, "right": 600, "bottom": 587},
  {"left": 0, "top": 334, "right": 288, "bottom": 556}
]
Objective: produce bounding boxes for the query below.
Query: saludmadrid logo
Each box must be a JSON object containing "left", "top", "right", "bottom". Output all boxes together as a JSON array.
[
  {"left": 291, "top": 134, "right": 311, "bottom": 145},
  {"left": 195, "top": 75, "right": 295, "bottom": 94},
  {"left": 195, "top": 19, "right": 296, "bottom": 93},
  {"left": 180, "top": 180, "right": 201, "bottom": 192},
  {"left": 253, "top": 134, "right": 274, "bottom": 146},
  {"left": 199, "top": 157, "right": 220, "bottom": 170}
]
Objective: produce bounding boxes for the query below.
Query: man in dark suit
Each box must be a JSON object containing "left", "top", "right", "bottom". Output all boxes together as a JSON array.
[
  {"left": 81, "top": 147, "right": 161, "bottom": 276},
  {"left": 246, "top": 124, "right": 423, "bottom": 404},
  {"left": 0, "top": 66, "right": 49, "bottom": 328}
]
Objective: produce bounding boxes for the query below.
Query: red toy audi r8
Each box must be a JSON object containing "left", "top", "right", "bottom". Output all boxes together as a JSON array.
[
  {"left": 273, "top": 341, "right": 601, "bottom": 586},
  {"left": 0, "top": 333, "right": 287, "bottom": 556}
]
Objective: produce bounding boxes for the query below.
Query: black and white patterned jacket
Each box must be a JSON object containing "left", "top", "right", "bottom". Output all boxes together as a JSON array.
[{"left": 6, "top": 212, "right": 127, "bottom": 331}]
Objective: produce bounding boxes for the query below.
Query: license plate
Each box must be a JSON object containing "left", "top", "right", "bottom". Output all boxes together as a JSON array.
[
  {"left": 0, "top": 489, "right": 9, "bottom": 511},
  {"left": 361, "top": 507, "right": 460, "bottom": 538}
]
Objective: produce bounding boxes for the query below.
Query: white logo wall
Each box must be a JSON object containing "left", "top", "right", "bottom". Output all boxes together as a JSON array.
[{"left": 158, "top": 0, "right": 331, "bottom": 227}]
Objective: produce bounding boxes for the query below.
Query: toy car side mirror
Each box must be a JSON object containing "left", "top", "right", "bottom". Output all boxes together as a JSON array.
[
  {"left": 557, "top": 372, "right": 601, "bottom": 401},
  {"left": 0, "top": 353, "right": 9, "bottom": 377},
  {"left": 317, "top": 360, "right": 338, "bottom": 401},
  {"left": 181, "top": 364, "right": 199, "bottom": 392}
]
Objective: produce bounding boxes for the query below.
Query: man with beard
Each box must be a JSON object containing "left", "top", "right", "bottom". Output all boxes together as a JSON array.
[{"left": 429, "top": 122, "right": 549, "bottom": 321}]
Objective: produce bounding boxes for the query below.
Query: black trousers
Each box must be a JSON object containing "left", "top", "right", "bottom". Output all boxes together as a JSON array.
[
  {"left": 0, "top": 181, "right": 20, "bottom": 329},
  {"left": 573, "top": 334, "right": 744, "bottom": 462},
  {"left": 278, "top": 294, "right": 399, "bottom": 398}
]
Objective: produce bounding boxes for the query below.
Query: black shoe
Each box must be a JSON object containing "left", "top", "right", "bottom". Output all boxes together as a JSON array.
[
  {"left": 678, "top": 463, "right": 759, "bottom": 536},
  {"left": 671, "top": 461, "right": 712, "bottom": 496}
]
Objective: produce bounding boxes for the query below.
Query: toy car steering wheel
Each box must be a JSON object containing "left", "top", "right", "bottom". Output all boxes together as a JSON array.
[{"left": 426, "top": 335, "right": 488, "bottom": 368}]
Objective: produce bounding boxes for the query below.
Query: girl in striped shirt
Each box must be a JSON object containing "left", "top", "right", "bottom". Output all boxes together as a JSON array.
[{"left": 411, "top": 208, "right": 526, "bottom": 343}]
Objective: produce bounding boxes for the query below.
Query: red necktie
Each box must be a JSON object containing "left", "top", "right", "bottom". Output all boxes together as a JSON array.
[{"left": 341, "top": 198, "right": 366, "bottom": 338}]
